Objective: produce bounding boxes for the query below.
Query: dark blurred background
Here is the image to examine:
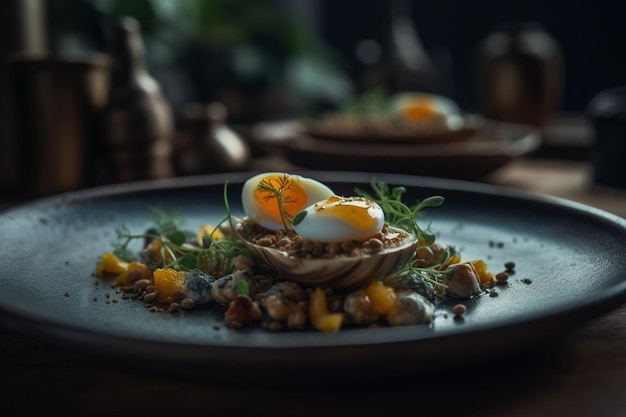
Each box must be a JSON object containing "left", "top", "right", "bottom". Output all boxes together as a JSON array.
[
  {"left": 1, "top": 0, "right": 625, "bottom": 199},
  {"left": 34, "top": 0, "right": 626, "bottom": 117}
]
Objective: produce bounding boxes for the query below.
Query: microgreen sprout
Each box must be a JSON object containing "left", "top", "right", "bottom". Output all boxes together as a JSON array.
[
  {"left": 355, "top": 178, "right": 443, "bottom": 244},
  {"left": 393, "top": 251, "right": 452, "bottom": 290},
  {"left": 236, "top": 279, "right": 250, "bottom": 296},
  {"left": 355, "top": 177, "right": 450, "bottom": 289},
  {"left": 111, "top": 199, "right": 250, "bottom": 277}
]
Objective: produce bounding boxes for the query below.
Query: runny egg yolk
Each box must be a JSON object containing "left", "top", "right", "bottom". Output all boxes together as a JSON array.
[
  {"left": 314, "top": 196, "right": 379, "bottom": 231},
  {"left": 292, "top": 196, "right": 385, "bottom": 243}
]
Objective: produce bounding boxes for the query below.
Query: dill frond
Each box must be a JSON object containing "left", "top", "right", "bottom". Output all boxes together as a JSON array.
[{"left": 256, "top": 174, "right": 297, "bottom": 231}]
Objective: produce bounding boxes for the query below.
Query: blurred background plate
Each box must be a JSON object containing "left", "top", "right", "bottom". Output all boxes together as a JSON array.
[
  {"left": 278, "top": 120, "right": 541, "bottom": 179},
  {"left": 299, "top": 114, "right": 480, "bottom": 145}
]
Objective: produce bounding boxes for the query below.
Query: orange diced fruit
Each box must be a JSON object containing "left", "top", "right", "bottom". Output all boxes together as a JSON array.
[
  {"left": 153, "top": 268, "right": 186, "bottom": 303},
  {"left": 309, "top": 287, "right": 343, "bottom": 332},
  {"left": 97, "top": 252, "right": 129, "bottom": 276},
  {"left": 366, "top": 280, "right": 397, "bottom": 314},
  {"left": 116, "top": 261, "right": 151, "bottom": 285},
  {"left": 446, "top": 254, "right": 462, "bottom": 266},
  {"left": 470, "top": 260, "right": 494, "bottom": 285},
  {"left": 146, "top": 239, "right": 174, "bottom": 263}
]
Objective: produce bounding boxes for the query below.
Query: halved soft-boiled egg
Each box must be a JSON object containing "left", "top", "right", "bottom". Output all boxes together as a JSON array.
[
  {"left": 292, "top": 196, "right": 385, "bottom": 243},
  {"left": 241, "top": 172, "right": 334, "bottom": 230},
  {"left": 390, "top": 92, "right": 463, "bottom": 128}
]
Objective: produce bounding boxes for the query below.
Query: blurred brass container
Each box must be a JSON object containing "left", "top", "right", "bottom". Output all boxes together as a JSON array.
[
  {"left": 6, "top": 53, "right": 110, "bottom": 197},
  {"left": 476, "top": 22, "right": 564, "bottom": 127}
]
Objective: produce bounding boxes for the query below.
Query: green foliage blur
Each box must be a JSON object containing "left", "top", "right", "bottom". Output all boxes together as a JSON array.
[{"left": 46, "top": 0, "right": 353, "bottom": 122}]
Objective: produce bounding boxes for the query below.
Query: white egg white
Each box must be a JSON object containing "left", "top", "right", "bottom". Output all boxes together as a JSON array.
[{"left": 241, "top": 172, "right": 334, "bottom": 230}]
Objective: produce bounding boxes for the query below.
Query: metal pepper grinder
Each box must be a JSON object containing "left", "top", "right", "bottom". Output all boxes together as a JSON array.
[{"left": 97, "top": 16, "right": 175, "bottom": 184}]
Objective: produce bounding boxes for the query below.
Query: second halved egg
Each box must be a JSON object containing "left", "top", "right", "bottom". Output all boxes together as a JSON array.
[{"left": 292, "top": 196, "right": 385, "bottom": 243}]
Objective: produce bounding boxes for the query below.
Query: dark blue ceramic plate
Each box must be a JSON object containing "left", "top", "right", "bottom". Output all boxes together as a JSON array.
[{"left": 1, "top": 171, "right": 625, "bottom": 382}]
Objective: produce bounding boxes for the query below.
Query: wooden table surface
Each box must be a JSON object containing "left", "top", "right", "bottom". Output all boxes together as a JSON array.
[{"left": 2, "top": 157, "right": 626, "bottom": 417}]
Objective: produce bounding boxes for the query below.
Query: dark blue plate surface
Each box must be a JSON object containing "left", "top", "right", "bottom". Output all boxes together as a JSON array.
[{"left": 1, "top": 171, "right": 625, "bottom": 382}]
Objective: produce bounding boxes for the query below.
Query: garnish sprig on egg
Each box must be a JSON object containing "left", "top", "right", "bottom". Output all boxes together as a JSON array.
[{"left": 256, "top": 174, "right": 297, "bottom": 231}]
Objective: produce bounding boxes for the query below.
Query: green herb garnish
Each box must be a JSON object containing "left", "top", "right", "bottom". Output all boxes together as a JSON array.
[
  {"left": 256, "top": 174, "right": 298, "bottom": 231},
  {"left": 236, "top": 279, "right": 250, "bottom": 296},
  {"left": 355, "top": 178, "right": 451, "bottom": 289},
  {"left": 111, "top": 186, "right": 250, "bottom": 277},
  {"left": 355, "top": 178, "right": 443, "bottom": 244}
]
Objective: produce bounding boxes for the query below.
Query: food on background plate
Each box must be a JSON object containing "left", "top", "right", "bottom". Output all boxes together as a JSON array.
[
  {"left": 390, "top": 91, "right": 463, "bottom": 128},
  {"left": 96, "top": 172, "right": 510, "bottom": 332},
  {"left": 300, "top": 89, "right": 474, "bottom": 143}
]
